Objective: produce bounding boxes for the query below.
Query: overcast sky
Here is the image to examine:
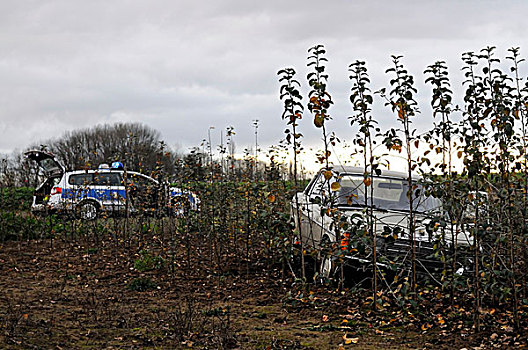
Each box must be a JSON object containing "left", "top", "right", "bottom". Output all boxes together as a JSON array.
[{"left": 1, "top": 0, "right": 528, "bottom": 169}]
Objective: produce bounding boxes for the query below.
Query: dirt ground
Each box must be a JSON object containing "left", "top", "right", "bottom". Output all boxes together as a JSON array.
[{"left": 0, "top": 237, "right": 524, "bottom": 349}]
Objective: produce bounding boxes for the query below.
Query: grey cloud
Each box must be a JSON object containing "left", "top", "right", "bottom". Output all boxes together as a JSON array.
[{"left": 1, "top": 0, "right": 528, "bottom": 159}]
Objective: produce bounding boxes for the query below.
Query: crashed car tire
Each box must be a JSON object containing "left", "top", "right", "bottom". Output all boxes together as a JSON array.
[{"left": 318, "top": 236, "right": 337, "bottom": 282}]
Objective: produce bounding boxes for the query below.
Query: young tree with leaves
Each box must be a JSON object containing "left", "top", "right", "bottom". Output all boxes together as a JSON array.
[
  {"left": 507, "top": 47, "right": 528, "bottom": 305},
  {"left": 349, "top": 60, "right": 380, "bottom": 306},
  {"left": 307, "top": 45, "right": 344, "bottom": 285},
  {"left": 380, "top": 55, "right": 420, "bottom": 301},
  {"left": 423, "top": 60, "right": 461, "bottom": 302},
  {"left": 307, "top": 45, "right": 334, "bottom": 171},
  {"left": 481, "top": 46, "right": 520, "bottom": 328},
  {"left": 460, "top": 50, "right": 490, "bottom": 331},
  {"left": 278, "top": 67, "right": 306, "bottom": 280}
]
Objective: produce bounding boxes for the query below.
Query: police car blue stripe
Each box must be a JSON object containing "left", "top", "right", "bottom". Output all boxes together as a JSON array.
[{"left": 62, "top": 188, "right": 126, "bottom": 201}]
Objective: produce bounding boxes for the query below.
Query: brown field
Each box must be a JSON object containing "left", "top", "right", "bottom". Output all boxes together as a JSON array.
[{"left": 1, "top": 235, "right": 520, "bottom": 349}]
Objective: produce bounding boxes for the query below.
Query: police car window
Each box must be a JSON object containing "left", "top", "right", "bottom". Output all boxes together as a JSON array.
[
  {"left": 109, "top": 173, "right": 122, "bottom": 186},
  {"left": 93, "top": 173, "right": 122, "bottom": 186},
  {"left": 69, "top": 174, "right": 93, "bottom": 186}
]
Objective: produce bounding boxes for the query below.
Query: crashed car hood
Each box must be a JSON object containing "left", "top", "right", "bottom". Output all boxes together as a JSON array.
[
  {"left": 339, "top": 207, "right": 424, "bottom": 237},
  {"left": 338, "top": 207, "right": 472, "bottom": 245}
]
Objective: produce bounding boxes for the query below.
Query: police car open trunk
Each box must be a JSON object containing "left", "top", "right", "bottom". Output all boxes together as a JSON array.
[{"left": 24, "top": 150, "right": 64, "bottom": 206}]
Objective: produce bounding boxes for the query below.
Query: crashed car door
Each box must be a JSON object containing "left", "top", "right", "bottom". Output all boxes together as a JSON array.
[{"left": 299, "top": 171, "right": 332, "bottom": 248}]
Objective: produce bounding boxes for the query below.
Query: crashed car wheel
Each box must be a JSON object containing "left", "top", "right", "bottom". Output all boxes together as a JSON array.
[
  {"left": 78, "top": 201, "right": 98, "bottom": 220},
  {"left": 319, "top": 253, "right": 335, "bottom": 281},
  {"left": 318, "top": 237, "right": 336, "bottom": 282}
]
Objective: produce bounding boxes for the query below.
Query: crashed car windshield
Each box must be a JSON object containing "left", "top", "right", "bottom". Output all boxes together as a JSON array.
[{"left": 335, "top": 174, "right": 441, "bottom": 213}]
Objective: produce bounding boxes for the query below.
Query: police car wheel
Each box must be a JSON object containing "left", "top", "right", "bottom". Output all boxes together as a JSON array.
[{"left": 78, "top": 201, "right": 98, "bottom": 220}]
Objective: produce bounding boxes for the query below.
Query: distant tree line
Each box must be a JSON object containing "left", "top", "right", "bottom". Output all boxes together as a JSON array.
[
  {"left": 0, "top": 123, "right": 176, "bottom": 187},
  {"left": 50, "top": 122, "right": 174, "bottom": 174},
  {"left": 0, "top": 122, "right": 291, "bottom": 188}
]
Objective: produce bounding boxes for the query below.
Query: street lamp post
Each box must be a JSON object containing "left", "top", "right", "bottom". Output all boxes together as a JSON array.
[
  {"left": 208, "top": 126, "right": 215, "bottom": 181},
  {"left": 253, "top": 120, "right": 259, "bottom": 180}
]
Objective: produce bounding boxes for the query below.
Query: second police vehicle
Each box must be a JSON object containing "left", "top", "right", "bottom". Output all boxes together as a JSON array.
[{"left": 25, "top": 150, "right": 199, "bottom": 220}]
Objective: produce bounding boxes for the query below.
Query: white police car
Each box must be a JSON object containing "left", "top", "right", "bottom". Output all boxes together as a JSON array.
[{"left": 25, "top": 150, "right": 199, "bottom": 220}]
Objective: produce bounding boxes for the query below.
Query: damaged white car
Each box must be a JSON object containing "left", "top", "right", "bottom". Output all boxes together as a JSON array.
[{"left": 291, "top": 166, "right": 473, "bottom": 281}]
